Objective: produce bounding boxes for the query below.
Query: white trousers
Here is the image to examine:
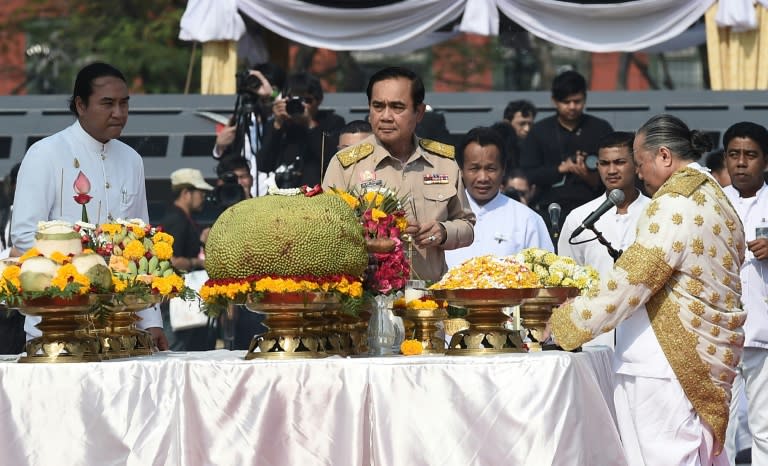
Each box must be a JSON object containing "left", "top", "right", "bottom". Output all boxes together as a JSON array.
[
  {"left": 732, "top": 347, "right": 768, "bottom": 465},
  {"left": 725, "top": 370, "right": 751, "bottom": 466},
  {"left": 614, "top": 373, "right": 729, "bottom": 466}
]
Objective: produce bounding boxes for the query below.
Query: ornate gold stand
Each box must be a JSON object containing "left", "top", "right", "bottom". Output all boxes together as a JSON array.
[
  {"left": 431, "top": 289, "right": 539, "bottom": 356},
  {"left": 244, "top": 292, "right": 338, "bottom": 359},
  {"left": 20, "top": 296, "right": 101, "bottom": 363},
  {"left": 519, "top": 287, "right": 579, "bottom": 351},
  {"left": 404, "top": 307, "right": 448, "bottom": 354}
]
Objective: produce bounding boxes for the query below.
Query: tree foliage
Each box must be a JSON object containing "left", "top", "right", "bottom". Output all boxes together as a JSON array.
[{"left": 1, "top": 0, "right": 198, "bottom": 94}]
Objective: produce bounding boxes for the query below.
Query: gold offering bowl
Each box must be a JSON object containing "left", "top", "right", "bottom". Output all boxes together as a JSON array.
[
  {"left": 403, "top": 306, "right": 448, "bottom": 354},
  {"left": 244, "top": 292, "right": 339, "bottom": 360},
  {"left": 519, "top": 287, "right": 580, "bottom": 351},
  {"left": 20, "top": 295, "right": 102, "bottom": 363},
  {"left": 91, "top": 294, "right": 163, "bottom": 358},
  {"left": 430, "top": 288, "right": 539, "bottom": 356}
]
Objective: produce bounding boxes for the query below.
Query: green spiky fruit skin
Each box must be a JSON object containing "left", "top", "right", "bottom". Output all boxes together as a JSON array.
[{"left": 205, "top": 193, "right": 368, "bottom": 280}]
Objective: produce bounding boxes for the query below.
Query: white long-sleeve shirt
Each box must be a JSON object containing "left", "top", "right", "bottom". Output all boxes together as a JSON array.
[
  {"left": 12, "top": 120, "right": 162, "bottom": 335},
  {"left": 724, "top": 182, "right": 768, "bottom": 348},
  {"left": 445, "top": 191, "right": 553, "bottom": 269}
]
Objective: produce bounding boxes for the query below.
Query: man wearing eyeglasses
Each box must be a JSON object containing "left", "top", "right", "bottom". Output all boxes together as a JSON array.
[{"left": 257, "top": 72, "right": 345, "bottom": 188}]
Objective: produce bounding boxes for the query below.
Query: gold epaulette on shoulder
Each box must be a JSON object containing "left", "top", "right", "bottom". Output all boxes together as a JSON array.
[
  {"left": 336, "top": 142, "right": 374, "bottom": 168},
  {"left": 419, "top": 138, "right": 455, "bottom": 159},
  {"left": 654, "top": 167, "right": 707, "bottom": 199}
]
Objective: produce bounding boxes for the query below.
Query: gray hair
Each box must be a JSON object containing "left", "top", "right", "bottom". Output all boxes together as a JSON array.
[{"left": 637, "top": 114, "right": 711, "bottom": 161}]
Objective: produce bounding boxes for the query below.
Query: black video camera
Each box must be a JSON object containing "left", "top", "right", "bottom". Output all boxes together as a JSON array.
[
  {"left": 209, "top": 172, "right": 246, "bottom": 210},
  {"left": 236, "top": 70, "right": 261, "bottom": 95}
]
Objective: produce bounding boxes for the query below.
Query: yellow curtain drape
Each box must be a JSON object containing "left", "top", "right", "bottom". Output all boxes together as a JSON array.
[
  {"left": 200, "top": 40, "right": 238, "bottom": 95},
  {"left": 706, "top": 1, "right": 768, "bottom": 90}
]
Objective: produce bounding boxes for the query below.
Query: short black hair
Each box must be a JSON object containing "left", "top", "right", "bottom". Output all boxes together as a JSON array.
[
  {"left": 251, "top": 62, "right": 286, "bottom": 91},
  {"left": 366, "top": 66, "right": 425, "bottom": 107},
  {"left": 216, "top": 155, "right": 251, "bottom": 179},
  {"left": 68, "top": 62, "right": 127, "bottom": 116},
  {"left": 285, "top": 72, "right": 323, "bottom": 101},
  {"left": 551, "top": 70, "right": 587, "bottom": 102},
  {"left": 704, "top": 149, "right": 726, "bottom": 172},
  {"left": 503, "top": 100, "right": 537, "bottom": 121},
  {"left": 598, "top": 131, "right": 635, "bottom": 152},
  {"left": 340, "top": 119, "right": 372, "bottom": 136},
  {"left": 502, "top": 168, "right": 528, "bottom": 185},
  {"left": 456, "top": 126, "right": 507, "bottom": 169},
  {"left": 723, "top": 121, "right": 768, "bottom": 156}
]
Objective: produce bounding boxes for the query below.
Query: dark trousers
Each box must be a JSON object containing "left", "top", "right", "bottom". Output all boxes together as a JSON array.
[{"left": 0, "top": 310, "right": 26, "bottom": 354}]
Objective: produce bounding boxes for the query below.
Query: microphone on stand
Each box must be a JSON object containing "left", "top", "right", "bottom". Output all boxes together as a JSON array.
[
  {"left": 570, "top": 189, "right": 625, "bottom": 239},
  {"left": 548, "top": 203, "right": 562, "bottom": 238}
]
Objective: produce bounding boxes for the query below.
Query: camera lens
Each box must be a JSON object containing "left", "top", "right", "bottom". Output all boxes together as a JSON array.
[{"left": 286, "top": 97, "right": 304, "bottom": 116}]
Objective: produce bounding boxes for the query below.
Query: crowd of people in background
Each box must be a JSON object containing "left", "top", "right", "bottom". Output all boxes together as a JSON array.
[{"left": 0, "top": 60, "right": 766, "bottom": 465}]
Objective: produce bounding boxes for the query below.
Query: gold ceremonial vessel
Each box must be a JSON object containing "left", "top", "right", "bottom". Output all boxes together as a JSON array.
[
  {"left": 20, "top": 295, "right": 102, "bottom": 363},
  {"left": 430, "top": 288, "right": 538, "bottom": 356},
  {"left": 90, "top": 294, "right": 162, "bottom": 358},
  {"left": 244, "top": 291, "right": 339, "bottom": 360},
  {"left": 403, "top": 306, "right": 448, "bottom": 354},
  {"left": 519, "top": 287, "right": 579, "bottom": 351}
]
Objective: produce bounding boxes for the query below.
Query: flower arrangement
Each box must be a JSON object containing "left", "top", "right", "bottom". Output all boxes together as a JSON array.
[
  {"left": 328, "top": 185, "right": 410, "bottom": 295},
  {"left": 430, "top": 255, "right": 540, "bottom": 290},
  {"left": 199, "top": 187, "right": 370, "bottom": 316},
  {"left": 514, "top": 248, "right": 600, "bottom": 295},
  {"left": 405, "top": 296, "right": 447, "bottom": 310},
  {"left": 0, "top": 220, "right": 190, "bottom": 314}
]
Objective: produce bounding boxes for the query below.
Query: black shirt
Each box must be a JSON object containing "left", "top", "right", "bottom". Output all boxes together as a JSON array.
[
  {"left": 160, "top": 204, "right": 201, "bottom": 260},
  {"left": 257, "top": 109, "right": 345, "bottom": 188},
  {"left": 520, "top": 113, "right": 613, "bottom": 216}
]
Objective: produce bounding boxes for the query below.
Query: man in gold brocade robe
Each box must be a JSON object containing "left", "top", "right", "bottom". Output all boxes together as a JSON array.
[{"left": 551, "top": 114, "right": 746, "bottom": 466}]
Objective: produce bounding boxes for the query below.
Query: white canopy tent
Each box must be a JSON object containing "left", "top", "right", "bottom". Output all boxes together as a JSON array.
[{"left": 179, "top": 0, "right": 768, "bottom": 92}]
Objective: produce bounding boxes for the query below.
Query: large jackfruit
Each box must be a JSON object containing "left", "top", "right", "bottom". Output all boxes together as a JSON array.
[{"left": 205, "top": 193, "right": 368, "bottom": 279}]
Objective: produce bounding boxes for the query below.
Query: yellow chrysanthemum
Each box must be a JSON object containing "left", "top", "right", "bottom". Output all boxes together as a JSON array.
[
  {"left": 400, "top": 339, "right": 423, "bottom": 356},
  {"left": 51, "top": 264, "right": 90, "bottom": 294},
  {"left": 363, "top": 191, "right": 384, "bottom": 207},
  {"left": 123, "top": 240, "right": 146, "bottom": 260},
  {"left": 131, "top": 226, "right": 145, "bottom": 239},
  {"left": 112, "top": 276, "right": 127, "bottom": 293},
  {"left": 151, "top": 276, "right": 174, "bottom": 295},
  {"left": 153, "top": 242, "right": 173, "bottom": 261},
  {"left": 1, "top": 265, "right": 21, "bottom": 291},
  {"left": 49, "top": 251, "right": 70, "bottom": 265},
  {"left": 152, "top": 231, "right": 174, "bottom": 246},
  {"left": 370, "top": 208, "right": 387, "bottom": 222},
  {"left": 100, "top": 223, "right": 123, "bottom": 237},
  {"left": 19, "top": 248, "right": 41, "bottom": 263},
  {"left": 337, "top": 191, "right": 360, "bottom": 210}
]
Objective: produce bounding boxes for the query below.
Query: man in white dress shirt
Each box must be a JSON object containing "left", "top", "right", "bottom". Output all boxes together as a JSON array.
[
  {"left": 446, "top": 126, "right": 552, "bottom": 269},
  {"left": 11, "top": 62, "right": 167, "bottom": 350},
  {"left": 558, "top": 132, "right": 650, "bottom": 348},
  {"left": 722, "top": 122, "right": 768, "bottom": 466}
]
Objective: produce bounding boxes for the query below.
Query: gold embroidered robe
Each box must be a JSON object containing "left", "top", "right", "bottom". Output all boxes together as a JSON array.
[{"left": 551, "top": 167, "right": 746, "bottom": 450}]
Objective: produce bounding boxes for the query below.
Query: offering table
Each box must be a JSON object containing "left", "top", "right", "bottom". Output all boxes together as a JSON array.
[{"left": 0, "top": 348, "right": 625, "bottom": 465}]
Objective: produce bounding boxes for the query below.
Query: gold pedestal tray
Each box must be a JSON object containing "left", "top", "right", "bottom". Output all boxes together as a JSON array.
[
  {"left": 403, "top": 307, "right": 448, "bottom": 354},
  {"left": 20, "top": 295, "right": 102, "bottom": 363},
  {"left": 100, "top": 295, "right": 162, "bottom": 358},
  {"left": 431, "top": 288, "right": 539, "bottom": 356},
  {"left": 520, "top": 287, "right": 579, "bottom": 351},
  {"left": 244, "top": 292, "right": 338, "bottom": 360}
]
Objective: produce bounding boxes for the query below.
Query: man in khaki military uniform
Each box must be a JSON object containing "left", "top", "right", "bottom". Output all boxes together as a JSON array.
[{"left": 322, "top": 66, "right": 475, "bottom": 282}]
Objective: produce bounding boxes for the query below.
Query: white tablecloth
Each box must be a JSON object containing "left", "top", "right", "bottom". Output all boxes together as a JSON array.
[{"left": 0, "top": 348, "right": 625, "bottom": 466}]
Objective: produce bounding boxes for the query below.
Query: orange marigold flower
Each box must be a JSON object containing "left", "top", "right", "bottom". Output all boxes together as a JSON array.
[
  {"left": 49, "top": 251, "right": 70, "bottom": 265},
  {"left": 123, "top": 240, "right": 146, "bottom": 260},
  {"left": 153, "top": 242, "right": 173, "bottom": 261},
  {"left": 131, "top": 226, "right": 145, "bottom": 239},
  {"left": 151, "top": 231, "right": 174, "bottom": 246},
  {"left": 19, "top": 248, "right": 42, "bottom": 263},
  {"left": 400, "top": 339, "right": 423, "bottom": 356}
]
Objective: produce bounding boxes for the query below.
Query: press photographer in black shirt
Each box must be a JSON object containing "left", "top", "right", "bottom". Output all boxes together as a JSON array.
[
  {"left": 257, "top": 72, "right": 345, "bottom": 188},
  {"left": 520, "top": 70, "right": 613, "bottom": 221}
]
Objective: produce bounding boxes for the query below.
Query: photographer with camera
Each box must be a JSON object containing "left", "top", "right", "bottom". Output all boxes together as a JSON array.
[
  {"left": 257, "top": 72, "right": 345, "bottom": 188},
  {"left": 520, "top": 70, "right": 613, "bottom": 224},
  {"left": 213, "top": 63, "right": 285, "bottom": 197},
  {"left": 160, "top": 168, "right": 217, "bottom": 351}
]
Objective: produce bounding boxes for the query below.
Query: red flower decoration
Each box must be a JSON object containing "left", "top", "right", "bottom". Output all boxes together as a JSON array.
[
  {"left": 73, "top": 170, "right": 91, "bottom": 195},
  {"left": 300, "top": 184, "right": 323, "bottom": 197},
  {"left": 73, "top": 193, "right": 92, "bottom": 205}
]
